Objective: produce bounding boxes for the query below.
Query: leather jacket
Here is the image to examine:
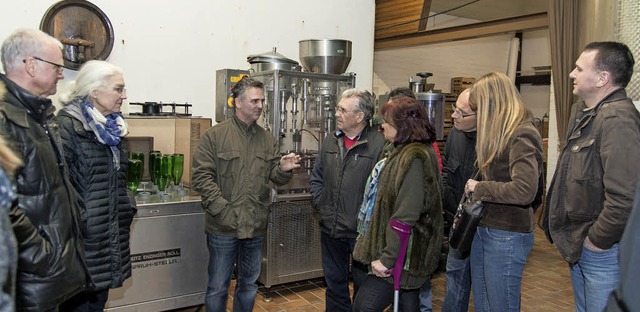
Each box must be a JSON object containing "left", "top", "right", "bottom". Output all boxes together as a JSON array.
[
  {"left": 442, "top": 127, "right": 477, "bottom": 221},
  {"left": 473, "top": 119, "right": 543, "bottom": 233},
  {"left": 543, "top": 89, "right": 640, "bottom": 263},
  {"left": 0, "top": 75, "right": 87, "bottom": 311}
]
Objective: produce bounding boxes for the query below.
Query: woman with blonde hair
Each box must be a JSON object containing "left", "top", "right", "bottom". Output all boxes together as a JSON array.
[{"left": 464, "top": 72, "right": 543, "bottom": 311}]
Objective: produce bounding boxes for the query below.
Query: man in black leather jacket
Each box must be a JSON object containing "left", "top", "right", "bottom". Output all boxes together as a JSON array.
[{"left": 0, "top": 28, "right": 87, "bottom": 312}]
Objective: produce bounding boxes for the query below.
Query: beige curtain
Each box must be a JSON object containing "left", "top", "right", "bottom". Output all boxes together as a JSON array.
[
  {"left": 618, "top": 0, "right": 640, "bottom": 100},
  {"left": 548, "top": 0, "right": 579, "bottom": 145}
]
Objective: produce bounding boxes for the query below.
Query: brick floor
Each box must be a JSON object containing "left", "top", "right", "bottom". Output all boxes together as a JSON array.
[{"left": 172, "top": 227, "right": 575, "bottom": 311}]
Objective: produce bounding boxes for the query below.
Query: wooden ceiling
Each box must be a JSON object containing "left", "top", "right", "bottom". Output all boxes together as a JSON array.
[{"left": 375, "top": 0, "right": 548, "bottom": 48}]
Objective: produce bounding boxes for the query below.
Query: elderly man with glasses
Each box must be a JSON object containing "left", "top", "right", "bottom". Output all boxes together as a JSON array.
[
  {"left": 310, "top": 88, "right": 386, "bottom": 312},
  {"left": 0, "top": 28, "right": 87, "bottom": 311}
]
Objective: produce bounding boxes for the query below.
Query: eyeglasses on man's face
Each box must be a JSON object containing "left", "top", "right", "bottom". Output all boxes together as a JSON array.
[
  {"left": 336, "top": 106, "right": 358, "bottom": 114},
  {"left": 451, "top": 104, "right": 476, "bottom": 118},
  {"left": 24, "top": 56, "right": 65, "bottom": 74}
]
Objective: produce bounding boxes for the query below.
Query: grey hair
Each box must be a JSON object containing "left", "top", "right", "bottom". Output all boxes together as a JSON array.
[
  {"left": 59, "top": 60, "right": 124, "bottom": 105},
  {"left": 340, "top": 88, "right": 375, "bottom": 121},
  {"left": 1, "top": 28, "right": 63, "bottom": 73},
  {"left": 232, "top": 77, "right": 264, "bottom": 100}
]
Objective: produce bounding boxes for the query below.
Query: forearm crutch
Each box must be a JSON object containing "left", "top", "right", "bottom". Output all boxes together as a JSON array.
[{"left": 390, "top": 219, "right": 412, "bottom": 312}]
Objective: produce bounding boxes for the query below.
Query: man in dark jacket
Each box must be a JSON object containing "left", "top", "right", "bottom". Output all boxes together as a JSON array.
[
  {"left": 543, "top": 41, "right": 640, "bottom": 312},
  {"left": 605, "top": 182, "right": 640, "bottom": 311},
  {"left": 442, "top": 88, "right": 477, "bottom": 312},
  {"left": 192, "top": 77, "right": 300, "bottom": 312},
  {"left": 310, "top": 88, "right": 385, "bottom": 312},
  {"left": 0, "top": 28, "right": 87, "bottom": 311}
]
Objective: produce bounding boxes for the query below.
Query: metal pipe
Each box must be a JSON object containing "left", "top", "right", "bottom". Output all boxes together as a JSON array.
[
  {"left": 301, "top": 79, "right": 309, "bottom": 125},
  {"left": 279, "top": 90, "right": 288, "bottom": 136},
  {"left": 291, "top": 83, "right": 299, "bottom": 132}
]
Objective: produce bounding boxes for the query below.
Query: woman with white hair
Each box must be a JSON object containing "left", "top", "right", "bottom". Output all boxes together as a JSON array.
[{"left": 57, "top": 60, "right": 135, "bottom": 311}]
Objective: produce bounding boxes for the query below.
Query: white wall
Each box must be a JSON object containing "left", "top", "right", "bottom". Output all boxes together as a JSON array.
[
  {"left": 0, "top": 0, "right": 375, "bottom": 120},
  {"left": 373, "top": 25, "right": 552, "bottom": 121},
  {"left": 520, "top": 29, "right": 552, "bottom": 118},
  {"left": 374, "top": 35, "right": 513, "bottom": 95}
]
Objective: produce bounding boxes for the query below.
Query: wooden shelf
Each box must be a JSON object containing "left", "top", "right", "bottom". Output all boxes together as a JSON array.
[{"left": 515, "top": 74, "right": 551, "bottom": 86}]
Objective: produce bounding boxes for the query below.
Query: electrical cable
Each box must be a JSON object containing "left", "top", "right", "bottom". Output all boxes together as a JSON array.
[{"left": 299, "top": 128, "right": 320, "bottom": 143}]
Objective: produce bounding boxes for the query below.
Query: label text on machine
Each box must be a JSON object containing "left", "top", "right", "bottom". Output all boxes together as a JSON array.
[{"left": 130, "top": 248, "right": 181, "bottom": 269}]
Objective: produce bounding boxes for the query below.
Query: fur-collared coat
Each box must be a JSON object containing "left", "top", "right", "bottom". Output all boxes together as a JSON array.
[{"left": 353, "top": 142, "right": 443, "bottom": 289}]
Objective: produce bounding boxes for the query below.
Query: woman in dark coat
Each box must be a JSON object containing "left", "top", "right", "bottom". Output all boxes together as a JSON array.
[
  {"left": 57, "top": 60, "right": 135, "bottom": 311},
  {"left": 352, "top": 96, "right": 443, "bottom": 312}
]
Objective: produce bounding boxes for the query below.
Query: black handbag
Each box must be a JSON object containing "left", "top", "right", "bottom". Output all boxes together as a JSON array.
[{"left": 448, "top": 194, "right": 485, "bottom": 254}]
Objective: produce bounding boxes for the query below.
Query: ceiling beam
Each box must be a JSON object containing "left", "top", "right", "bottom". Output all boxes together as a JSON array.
[
  {"left": 375, "top": 12, "right": 548, "bottom": 51},
  {"left": 418, "top": 0, "right": 432, "bottom": 31}
]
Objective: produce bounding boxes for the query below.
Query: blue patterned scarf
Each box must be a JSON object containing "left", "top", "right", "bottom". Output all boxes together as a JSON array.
[
  {"left": 0, "top": 166, "right": 17, "bottom": 312},
  {"left": 79, "top": 98, "right": 129, "bottom": 169},
  {"left": 0, "top": 167, "right": 16, "bottom": 212},
  {"left": 357, "top": 157, "right": 387, "bottom": 238}
]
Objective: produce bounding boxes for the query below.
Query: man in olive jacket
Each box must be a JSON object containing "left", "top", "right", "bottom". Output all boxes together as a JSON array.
[
  {"left": 543, "top": 41, "right": 640, "bottom": 312},
  {"left": 310, "top": 89, "right": 385, "bottom": 312},
  {"left": 0, "top": 29, "right": 87, "bottom": 311},
  {"left": 192, "top": 77, "right": 300, "bottom": 312}
]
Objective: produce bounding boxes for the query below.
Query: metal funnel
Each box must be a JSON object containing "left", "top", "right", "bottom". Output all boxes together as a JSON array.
[{"left": 299, "top": 39, "right": 352, "bottom": 74}]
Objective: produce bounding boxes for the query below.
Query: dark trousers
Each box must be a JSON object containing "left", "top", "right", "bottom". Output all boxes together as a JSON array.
[
  {"left": 321, "top": 231, "right": 366, "bottom": 312},
  {"left": 353, "top": 274, "right": 420, "bottom": 312},
  {"left": 59, "top": 289, "right": 109, "bottom": 312}
]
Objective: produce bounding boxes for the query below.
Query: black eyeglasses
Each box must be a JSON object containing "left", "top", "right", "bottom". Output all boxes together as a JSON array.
[
  {"left": 451, "top": 104, "right": 476, "bottom": 118},
  {"left": 24, "top": 56, "right": 65, "bottom": 73}
]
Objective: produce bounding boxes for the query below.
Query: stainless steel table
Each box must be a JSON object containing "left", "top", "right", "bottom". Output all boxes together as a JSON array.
[{"left": 105, "top": 193, "right": 207, "bottom": 311}]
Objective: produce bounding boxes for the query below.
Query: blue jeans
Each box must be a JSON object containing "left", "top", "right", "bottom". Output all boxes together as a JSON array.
[
  {"left": 443, "top": 248, "right": 471, "bottom": 312},
  {"left": 419, "top": 279, "right": 432, "bottom": 312},
  {"left": 570, "top": 243, "right": 620, "bottom": 312},
  {"left": 470, "top": 226, "right": 533, "bottom": 312},
  {"left": 205, "top": 233, "right": 263, "bottom": 312},
  {"left": 321, "top": 232, "right": 365, "bottom": 312}
]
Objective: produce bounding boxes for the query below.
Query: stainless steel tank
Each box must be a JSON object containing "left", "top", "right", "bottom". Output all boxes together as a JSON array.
[
  {"left": 409, "top": 72, "right": 435, "bottom": 93},
  {"left": 416, "top": 91, "right": 445, "bottom": 141},
  {"left": 247, "top": 47, "right": 301, "bottom": 72},
  {"left": 299, "top": 39, "right": 352, "bottom": 74}
]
